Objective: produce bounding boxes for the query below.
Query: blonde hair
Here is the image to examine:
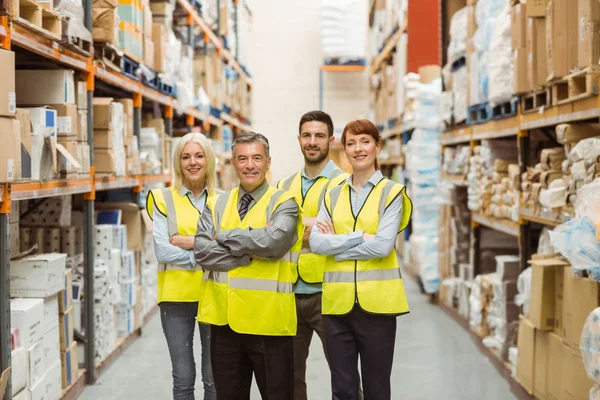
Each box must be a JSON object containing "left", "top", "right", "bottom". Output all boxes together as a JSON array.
[{"left": 173, "top": 132, "right": 216, "bottom": 195}]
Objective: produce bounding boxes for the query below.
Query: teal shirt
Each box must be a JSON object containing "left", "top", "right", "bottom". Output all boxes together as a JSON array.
[{"left": 294, "top": 160, "right": 337, "bottom": 295}]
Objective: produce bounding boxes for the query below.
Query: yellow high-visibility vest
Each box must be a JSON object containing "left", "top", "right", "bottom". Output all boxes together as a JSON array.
[
  {"left": 146, "top": 187, "right": 204, "bottom": 303},
  {"left": 197, "top": 186, "right": 303, "bottom": 336},
  {"left": 322, "top": 178, "right": 412, "bottom": 315},
  {"left": 277, "top": 168, "right": 348, "bottom": 283}
]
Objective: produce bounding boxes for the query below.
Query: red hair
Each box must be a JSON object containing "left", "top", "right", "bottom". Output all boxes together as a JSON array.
[{"left": 341, "top": 119, "right": 382, "bottom": 170}]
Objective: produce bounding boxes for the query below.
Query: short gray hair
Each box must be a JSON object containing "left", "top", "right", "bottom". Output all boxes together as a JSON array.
[{"left": 232, "top": 131, "right": 270, "bottom": 158}]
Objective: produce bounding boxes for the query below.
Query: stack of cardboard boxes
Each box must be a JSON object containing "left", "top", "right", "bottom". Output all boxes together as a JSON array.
[
  {"left": 92, "top": 0, "right": 119, "bottom": 47},
  {"left": 0, "top": 49, "right": 20, "bottom": 184},
  {"left": 517, "top": 256, "right": 596, "bottom": 399},
  {"left": 9, "top": 253, "right": 69, "bottom": 400},
  {"left": 194, "top": 51, "right": 224, "bottom": 111},
  {"left": 93, "top": 98, "right": 126, "bottom": 177}
]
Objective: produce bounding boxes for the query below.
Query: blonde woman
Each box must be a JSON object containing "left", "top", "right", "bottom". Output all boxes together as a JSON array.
[{"left": 146, "top": 132, "right": 220, "bottom": 400}]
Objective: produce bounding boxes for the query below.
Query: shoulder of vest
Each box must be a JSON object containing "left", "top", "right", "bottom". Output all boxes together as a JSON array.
[
  {"left": 146, "top": 189, "right": 167, "bottom": 220},
  {"left": 383, "top": 180, "right": 407, "bottom": 208}
]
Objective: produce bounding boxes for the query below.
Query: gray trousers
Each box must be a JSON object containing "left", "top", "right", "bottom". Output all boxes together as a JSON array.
[{"left": 160, "top": 301, "right": 217, "bottom": 400}]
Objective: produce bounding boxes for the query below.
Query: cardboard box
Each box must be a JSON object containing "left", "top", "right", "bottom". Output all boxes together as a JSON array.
[
  {"left": 92, "top": 98, "right": 115, "bottom": 129},
  {"left": 15, "top": 108, "right": 32, "bottom": 179},
  {"left": 517, "top": 315, "right": 536, "bottom": 395},
  {"left": 42, "top": 325, "right": 60, "bottom": 370},
  {"left": 0, "top": 117, "right": 21, "bottom": 182},
  {"left": 94, "top": 129, "right": 116, "bottom": 149},
  {"left": 92, "top": 7, "right": 118, "bottom": 45},
  {"left": 44, "top": 360, "right": 62, "bottom": 399},
  {"left": 547, "top": 0, "right": 568, "bottom": 80},
  {"left": 43, "top": 227, "right": 61, "bottom": 253},
  {"left": 27, "top": 340, "right": 45, "bottom": 389},
  {"left": 11, "top": 347, "right": 27, "bottom": 395},
  {"left": 60, "top": 342, "right": 78, "bottom": 389},
  {"left": 534, "top": 330, "right": 549, "bottom": 399},
  {"left": 527, "top": 17, "right": 548, "bottom": 90},
  {"left": 10, "top": 298, "right": 44, "bottom": 349},
  {"left": 529, "top": 258, "right": 566, "bottom": 330},
  {"left": 567, "top": 0, "right": 579, "bottom": 71},
  {"left": 20, "top": 196, "right": 71, "bottom": 227},
  {"left": 152, "top": 23, "right": 166, "bottom": 73},
  {"left": 28, "top": 367, "right": 45, "bottom": 400},
  {"left": 528, "top": 0, "right": 549, "bottom": 17},
  {"left": 43, "top": 295, "right": 59, "bottom": 334},
  {"left": 564, "top": 345, "right": 592, "bottom": 399},
  {"left": 94, "top": 150, "right": 119, "bottom": 175},
  {"left": 578, "top": 0, "right": 600, "bottom": 68},
  {"left": 514, "top": 47, "right": 529, "bottom": 93},
  {"left": 563, "top": 267, "right": 575, "bottom": 342},
  {"left": 58, "top": 268, "right": 73, "bottom": 314},
  {"left": 554, "top": 265, "right": 565, "bottom": 334},
  {"left": 547, "top": 333, "right": 563, "bottom": 400},
  {"left": 512, "top": 3, "right": 527, "bottom": 49},
  {"left": 570, "top": 275, "right": 600, "bottom": 348},
  {"left": 0, "top": 49, "right": 16, "bottom": 117},
  {"left": 116, "top": 306, "right": 135, "bottom": 337},
  {"left": 144, "top": 36, "right": 155, "bottom": 70},
  {"left": 96, "top": 203, "right": 144, "bottom": 251},
  {"left": 16, "top": 70, "right": 75, "bottom": 105},
  {"left": 24, "top": 106, "right": 57, "bottom": 138},
  {"left": 75, "top": 80, "right": 87, "bottom": 110},
  {"left": 0, "top": 369, "right": 8, "bottom": 400},
  {"left": 50, "top": 104, "right": 79, "bottom": 140},
  {"left": 59, "top": 306, "right": 74, "bottom": 351},
  {"left": 10, "top": 254, "right": 66, "bottom": 297}
]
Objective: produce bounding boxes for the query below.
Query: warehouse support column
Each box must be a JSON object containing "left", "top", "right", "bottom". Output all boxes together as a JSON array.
[
  {"left": 1, "top": 186, "right": 12, "bottom": 400},
  {"left": 165, "top": 105, "right": 173, "bottom": 137},
  {"left": 133, "top": 93, "right": 142, "bottom": 205},
  {"left": 84, "top": 69, "right": 97, "bottom": 384},
  {"left": 518, "top": 121, "right": 531, "bottom": 272}
]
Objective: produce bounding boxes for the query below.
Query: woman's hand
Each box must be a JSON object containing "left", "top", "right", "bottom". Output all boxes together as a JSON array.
[
  {"left": 362, "top": 233, "right": 375, "bottom": 241},
  {"left": 316, "top": 220, "right": 335, "bottom": 235},
  {"left": 169, "top": 235, "right": 195, "bottom": 250}
]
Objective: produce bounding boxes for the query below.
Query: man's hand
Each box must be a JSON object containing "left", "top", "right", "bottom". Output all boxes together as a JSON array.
[
  {"left": 169, "top": 235, "right": 195, "bottom": 250},
  {"left": 316, "top": 220, "right": 335, "bottom": 235}
]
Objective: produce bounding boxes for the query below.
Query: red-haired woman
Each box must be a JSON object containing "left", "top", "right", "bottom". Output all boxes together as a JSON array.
[{"left": 310, "top": 119, "right": 413, "bottom": 400}]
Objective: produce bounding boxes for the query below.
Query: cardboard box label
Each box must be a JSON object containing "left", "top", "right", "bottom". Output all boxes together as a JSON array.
[
  {"left": 8, "top": 92, "right": 15, "bottom": 114},
  {"left": 57, "top": 116, "right": 72, "bottom": 134}
]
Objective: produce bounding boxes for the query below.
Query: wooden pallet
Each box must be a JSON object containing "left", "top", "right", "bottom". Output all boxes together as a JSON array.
[
  {"left": 10, "top": 0, "right": 61, "bottom": 39},
  {"left": 520, "top": 87, "right": 552, "bottom": 113},
  {"left": 93, "top": 42, "right": 122, "bottom": 72},
  {"left": 550, "top": 66, "right": 600, "bottom": 105},
  {"left": 467, "top": 102, "right": 492, "bottom": 125},
  {"left": 491, "top": 98, "right": 519, "bottom": 120},
  {"left": 62, "top": 20, "right": 92, "bottom": 55}
]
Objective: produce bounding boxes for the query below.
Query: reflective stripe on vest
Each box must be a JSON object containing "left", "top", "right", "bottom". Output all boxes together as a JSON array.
[
  {"left": 324, "top": 268, "right": 401, "bottom": 283},
  {"left": 162, "top": 188, "right": 179, "bottom": 236},
  {"left": 229, "top": 277, "right": 293, "bottom": 293}
]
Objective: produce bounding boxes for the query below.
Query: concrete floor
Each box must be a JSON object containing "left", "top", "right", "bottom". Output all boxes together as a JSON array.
[{"left": 80, "top": 276, "right": 517, "bottom": 400}]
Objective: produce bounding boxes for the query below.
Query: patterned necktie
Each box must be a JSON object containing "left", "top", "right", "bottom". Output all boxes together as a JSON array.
[{"left": 238, "top": 193, "right": 253, "bottom": 220}]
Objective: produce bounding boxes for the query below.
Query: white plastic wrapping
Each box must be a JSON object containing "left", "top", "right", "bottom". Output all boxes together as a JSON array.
[
  {"left": 550, "top": 217, "right": 600, "bottom": 279},
  {"left": 576, "top": 181, "right": 600, "bottom": 222},
  {"left": 569, "top": 138, "right": 600, "bottom": 163},
  {"left": 321, "top": 0, "right": 368, "bottom": 59},
  {"left": 448, "top": 7, "right": 468, "bottom": 64},
  {"left": 452, "top": 65, "right": 468, "bottom": 123},
  {"left": 441, "top": 91, "right": 453, "bottom": 126},
  {"left": 488, "top": 2, "right": 513, "bottom": 105},
  {"left": 56, "top": 0, "right": 92, "bottom": 42},
  {"left": 580, "top": 308, "right": 600, "bottom": 386},
  {"left": 515, "top": 267, "right": 532, "bottom": 316}
]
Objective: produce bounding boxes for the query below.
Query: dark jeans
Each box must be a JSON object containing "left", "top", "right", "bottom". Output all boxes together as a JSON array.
[
  {"left": 160, "top": 301, "right": 216, "bottom": 400},
  {"left": 211, "top": 324, "right": 295, "bottom": 400},
  {"left": 324, "top": 306, "right": 397, "bottom": 400}
]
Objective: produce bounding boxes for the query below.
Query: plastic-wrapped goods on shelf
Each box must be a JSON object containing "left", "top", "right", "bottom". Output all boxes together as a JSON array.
[
  {"left": 469, "top": 274, "right": 494, "bottom": 336},
  {"left": 409, "top": 234, "right": 440, "bottom": 293},
  {"left": 321, "top": 0, "right": 368, "bottom": 60},
  {"left": 175, "top": 45, "right": 195, "bottom": 111},
  {"left": 402, "top": 73, "right": 420, "bottom": 123},
  {"left": 413, "top": 78, "right": 443, "bottom": 130},
  {"left": 452, "top": 65, "right": 467, "bottom": 124},
  {"left": 441, "top": 91, "right": 453, "bottom": 127},
  {"left": 488, "top": 2, "right": 513, "bottom": 105},
  {"left": 580, "top": 308, "right": 600, "bottom": 387},
  {"left": 550, "top": 217, "right": 600, "bottom": 279},
  {"left": 472, "top": 0, "right": 505, "bottom": 103},
  {"left": 56, "top": 0, "right": 93, "bottom": 42},
  {"left": 515, "top": 267, "right": 532, "bottom": 316},
  {"left": 447, "top": 7, "right": 468, "bottom": 64},
  {"left": 237, "top": 4, "right": 252, "bottom": 68},
  {"left": 158, "top": 30, "right": 182, "bottom": 88}
]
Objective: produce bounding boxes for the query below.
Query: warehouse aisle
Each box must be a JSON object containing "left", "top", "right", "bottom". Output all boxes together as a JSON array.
[{"left": 79, "top": 274, "right": 516, "bottom": 400}]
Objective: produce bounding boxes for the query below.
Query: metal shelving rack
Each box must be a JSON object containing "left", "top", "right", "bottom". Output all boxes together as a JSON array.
[{"left": 0, "top": 0, "right": 251, "bottom": 396}]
